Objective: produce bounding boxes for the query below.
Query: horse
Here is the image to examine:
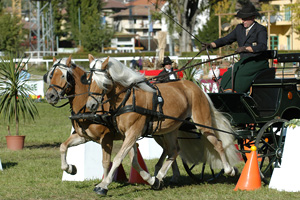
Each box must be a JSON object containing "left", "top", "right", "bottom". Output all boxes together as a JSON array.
[
  {"left": 85, "top": 55, "right": 241, "bottom": 196},
  {"left": 43, "top": 56, "right": 181, "bottom": 183}
]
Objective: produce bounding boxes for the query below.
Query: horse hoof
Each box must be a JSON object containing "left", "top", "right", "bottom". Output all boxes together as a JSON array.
[
  {"left": 233, "top": 167, "right": 239, "bottom": 176},
  {"left": 69, "top": 165, "right": 77, "bottom": 175},
  {"left": 94, "top": 187, "right": 108, "bottom": 196},
  {"left": 151, "top": 177, "right": 164, "bottom": 190}
]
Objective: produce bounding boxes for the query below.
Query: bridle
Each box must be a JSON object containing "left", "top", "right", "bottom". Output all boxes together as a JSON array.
[
  {"left": 82, "top": 59, "right": 111, "bottom": 112},
  {"left": 44, "top": 59, "right": 75, "bottom": 106}
]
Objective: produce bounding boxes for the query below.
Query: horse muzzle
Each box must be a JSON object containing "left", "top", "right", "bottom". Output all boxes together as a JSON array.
[
  {"left": 86, "top": 96, "right": 100, "bottom": 112},
  {"left": 45, "top": 89, "right": 60, "bottom": 105}
]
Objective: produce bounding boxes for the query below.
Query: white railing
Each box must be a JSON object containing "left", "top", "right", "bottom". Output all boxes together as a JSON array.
[{"left": 3, "top": 55, "right": 230, "bottom": 71}]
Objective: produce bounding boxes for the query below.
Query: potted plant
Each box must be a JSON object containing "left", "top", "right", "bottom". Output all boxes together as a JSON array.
[{"left": 0, "top": 56, "right": 38, "bottom": 150}]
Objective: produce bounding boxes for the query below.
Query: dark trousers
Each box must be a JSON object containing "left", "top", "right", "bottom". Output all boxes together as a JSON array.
[{"left": 220, "top": 57, "right": 269, "bottom": 93}]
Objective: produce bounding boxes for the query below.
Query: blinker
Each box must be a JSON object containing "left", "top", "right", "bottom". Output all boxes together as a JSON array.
[
  {"left": 81, "top": 73, "right": 91, "bottom": 85},
  {"left": 43, "top": 72, "right": 48, "bottom": 83}
]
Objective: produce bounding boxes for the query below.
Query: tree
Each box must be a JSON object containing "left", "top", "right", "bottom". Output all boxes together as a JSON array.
[
  {"left": 289, "top": 0, "right": 300, "bottom": 39},
  {"left": 153, "top": 0, "right": 224, "bottom": 54},
  {"left": 65, "top": 0, "right": 114, "bottom": 51},
  {"left": 52, "top": 0, "right": 68, "bottom": 40},
  {"left": 66, "top": 0, "right": 81, "bottom": 45},
  {"left": 156, "top": 0, "right": 265, "bottom": 54},
  {"left": 0, "top": 12, "right": 25, "bottom": 54},
  {"left": 196, "top": 13, "right": 218, "bottom": 46}
]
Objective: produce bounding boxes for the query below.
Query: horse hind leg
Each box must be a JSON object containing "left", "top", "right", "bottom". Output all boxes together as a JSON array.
[
  {"left": 203, "top": 132, "right": 235, "bottom": 176},
  {"left": 60, "top": 133, "right": 87, "bottom": 175},
  {"left": 154, "top": 131, "right": 180, "bottom": 188},
  {"left": 153, "top": 135, "right": 180, "bottom": 183}
]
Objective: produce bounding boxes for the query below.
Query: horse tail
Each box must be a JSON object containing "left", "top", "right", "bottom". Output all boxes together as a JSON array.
[
  {"left": 178, "top": 92, "right": 241, "bottom": 169},
  {"left": 203, "top": 92, "right": 241, "bottom": 169}
]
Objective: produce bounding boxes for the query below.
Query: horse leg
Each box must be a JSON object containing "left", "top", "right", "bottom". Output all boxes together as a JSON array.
[
  {"left": 155, "top": 131, "right": 180, "bottom": 187},
  {"left": 153, "top": 135, "right": 180, "bottom": 183},
  {"left": 153, "top": 136, "right": 167, "bottom": 176},
  {"left": 101, "top": 134, "right": 114, "bottom": 180},
  {"left": 94, "top": 131, "right": 156, "bottom": 196},
  {"left": 60, "top": 133, "right": 88, "bottom": 174},
  {"left": 203, "top": 132, "right": 235, "bottom": 176},
  {"left": 154, "top": 149, "right": 167, "bottom": 176}
]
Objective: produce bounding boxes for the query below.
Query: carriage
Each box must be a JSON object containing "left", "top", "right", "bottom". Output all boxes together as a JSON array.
[
  {"left": 44, "top": 51, "right": 300, "bottom": 195},
  {"left": 200, "top": 51, "right": 300, "bottom": 184}
]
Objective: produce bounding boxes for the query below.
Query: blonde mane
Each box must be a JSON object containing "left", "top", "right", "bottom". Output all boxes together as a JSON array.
[{"left": 91, "top": 57, "right": 155, "bottom": 93}]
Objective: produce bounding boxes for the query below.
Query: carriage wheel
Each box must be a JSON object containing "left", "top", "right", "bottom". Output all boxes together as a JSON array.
[
  {"left": 182, "top": 159, "right": 204, "bottom": 183},
  {"left": 255, "top": 118, "right": 288, "bottom": 184},
  {"left": 182, "top": 159, "right": 223, "bottom": 183}
]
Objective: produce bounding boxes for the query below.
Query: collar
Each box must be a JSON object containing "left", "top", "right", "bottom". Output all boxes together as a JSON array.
[{"left": 246, "top": 22, "right": 255, "bottom": 31}]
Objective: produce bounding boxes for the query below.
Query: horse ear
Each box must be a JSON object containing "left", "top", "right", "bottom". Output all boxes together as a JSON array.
[
  {"left": 88, "top": 54, "right": 94, "bottom": 63},
  {"left": 102, "top": 56, "right": 109, "bottom": 70},
  {"left": 53, "top": 57, "right": 57, "bottom": 63},
  {"left": 66, "top": 55, "right": 72, "bottom": 66}
]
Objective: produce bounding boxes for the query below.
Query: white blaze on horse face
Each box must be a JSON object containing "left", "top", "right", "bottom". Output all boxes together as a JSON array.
[
  {"left": 52, "top": 59, "right": 70, "bottom": 83},
  {"left": 90, "top": 59, "right": 112, "bottom": 90}
]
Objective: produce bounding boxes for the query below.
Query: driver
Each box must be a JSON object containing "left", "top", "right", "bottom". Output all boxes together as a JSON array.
[{"left": 204, "top": 2, "right": 268, "bottom": 93}]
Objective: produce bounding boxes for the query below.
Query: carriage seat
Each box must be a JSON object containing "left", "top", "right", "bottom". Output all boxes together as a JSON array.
[{"left": 250, "top": 68, "right": 279, "bottom": 117}]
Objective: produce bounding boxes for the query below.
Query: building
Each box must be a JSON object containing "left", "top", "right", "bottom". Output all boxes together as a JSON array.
[
  {"left": 103, "top": 0, "right": 165, "bottom": 53},
  {"left": 260, "top": 0, "right": 300, "bottom": 50}
]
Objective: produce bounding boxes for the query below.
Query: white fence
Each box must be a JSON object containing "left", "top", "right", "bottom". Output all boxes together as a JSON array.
[{"left": 10, "top": 55, "right": 226, "bottom": 70}]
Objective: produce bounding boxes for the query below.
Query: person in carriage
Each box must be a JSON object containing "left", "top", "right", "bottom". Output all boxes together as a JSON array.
[
  {"left": 204, "top": 2, "right": 269, "bottom": 93},
  {"left": 157, "top": 56, "right": 179, "bottom": 83}
]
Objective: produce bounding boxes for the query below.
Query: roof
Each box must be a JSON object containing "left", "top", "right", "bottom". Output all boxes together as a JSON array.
[
  {"left": 113, "top": 32, "right": 138, "bottom": 38},
  {"left": 102, "top": 0, "right": 127, "bottom": 9},
  {"left": 129, "top": 0, "right": 166, "bottom": 6},
  {"left": 111, "top": 4, "right": 156, "bottom": 17}
]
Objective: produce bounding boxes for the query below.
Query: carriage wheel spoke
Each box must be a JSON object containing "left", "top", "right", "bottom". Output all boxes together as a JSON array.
[{"left": 189, "top": 164, "right": 196, "bottom": 171}]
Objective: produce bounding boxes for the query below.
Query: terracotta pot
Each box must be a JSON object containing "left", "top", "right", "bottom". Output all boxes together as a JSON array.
[{"left": 5, "top": 135, "right": 26, "bottom": 151}]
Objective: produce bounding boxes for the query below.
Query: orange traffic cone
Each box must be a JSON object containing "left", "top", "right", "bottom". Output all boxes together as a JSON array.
[
  {"left": 128, "top": 144, "right": 149, "bottom": 185},
  {"left": 103, "top": 162, "right": 128, "bottom": 182},
  {"left": 234, "top": 146, "right": 261, "bottom": 191}
]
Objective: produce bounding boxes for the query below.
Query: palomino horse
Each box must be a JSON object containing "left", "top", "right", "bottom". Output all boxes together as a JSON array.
[
  {"left": 43, "top": 56, "right": 181, "bottom": 183},
  {"left": 44, "top": 56, "right": 120, "bottom": 178},
  {"left": 85, "top": 55, "right": 240, "bottom": 196}
]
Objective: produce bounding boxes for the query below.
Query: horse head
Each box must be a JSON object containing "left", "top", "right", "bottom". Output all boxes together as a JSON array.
[
  {"left": 85, "top": 54, "right": 156, "bottom": 112},
  {"left": 85, "top": 54, "right": 111, "bottom": 112},
  {"left": 44, "top": 55, "right": 76, "bottom": 105}
]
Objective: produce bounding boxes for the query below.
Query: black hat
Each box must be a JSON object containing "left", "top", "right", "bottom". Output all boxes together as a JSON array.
[
  {"left": 162, "top": 56, "right": 173, "bottom": 66},
  {"left": 236, "top": 3, "right": 260, "bottom": 19}
]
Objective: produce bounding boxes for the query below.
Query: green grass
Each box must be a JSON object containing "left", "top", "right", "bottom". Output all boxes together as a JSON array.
[{"left": 1, "top": 103, "right": 300, "bottom": 199}]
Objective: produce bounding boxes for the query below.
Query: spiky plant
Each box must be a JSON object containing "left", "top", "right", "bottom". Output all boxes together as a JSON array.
[{"left": 0, "top": 56, "right": 38, "bottom": 135}]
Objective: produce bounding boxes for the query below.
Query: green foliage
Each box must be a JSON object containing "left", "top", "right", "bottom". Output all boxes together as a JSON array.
[
  {"left": 64, "top": 0, "right": 114, "bottom": 51},
  {"left": 52, "top": 0, "right": 68, "bottom": 39},
  {"left": 285, "top": 119, "right": 300, "bottom": 129},
  {"left": 289, "top": 0, "right": 300, "bottom": 39},
  {"left": 195, "top": 14, "right": 219, "bottom": 46},
  {"left": 80, "top": 20, "right": 114, "bottom": 52},
  {"left": 0, "top": 13, "right": 25, "bottom": 54},
  {"left": 0, "top": 56, "right": 39, "bottom": 135},
  {"left": 66, "top": 0, "right": 81, "bottom": 44}
]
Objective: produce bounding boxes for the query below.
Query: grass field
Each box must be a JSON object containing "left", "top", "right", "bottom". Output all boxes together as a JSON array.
[{"left": 1, "top": 102, "right": 300, "bottom": 199}]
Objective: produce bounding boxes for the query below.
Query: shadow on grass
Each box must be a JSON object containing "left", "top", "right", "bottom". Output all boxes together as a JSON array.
[
  {"left": 25, "top": 142, "right": 61, "bottom": 149},
  {"left": 163, "top": 173, "right": 239, "bottom": 187},
  {"left": 104, "top": 173, "right": 239, "bottom": 197},
  {"left": 2, "top": 162, "right": 18, "bottom": 170}
]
